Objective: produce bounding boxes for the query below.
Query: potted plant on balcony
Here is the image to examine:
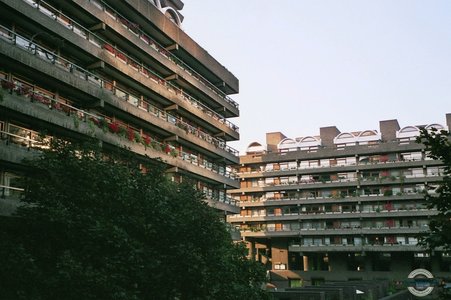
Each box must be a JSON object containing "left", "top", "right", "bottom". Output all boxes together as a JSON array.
[
  {"left": 134, "top": 131, "right": 142, "bottom": 143},
  {"left": 31, "top": 93, "right": 45, "bottom": 103},
  {"left": 16, "top": 85, "right": 31, "bottom": 96},
  {"left": 108, "top": 122, "right": 120, "bottom": 134},
  {"left": 126, "top": 128, "right": 135, "bottom": 141},
  {"left": 170, "top": 148, "right": 178, "bottom": 158},
  {"left": 1, "top": 80, "right": 15, "bottom": 90},
  {"left": 142, "top": 134, "right": 151, "bottom": 147}
]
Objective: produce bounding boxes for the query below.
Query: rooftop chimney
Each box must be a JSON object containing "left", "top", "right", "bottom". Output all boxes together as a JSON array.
[
  {"left": 379, "top": 119, "right": 400, "bottom": 142},
  {"left": 266, "top": 132, "right": 287, "bottom": 153},
  {"left": 320, "top": 126, "right": 340, "bottom": 147}
]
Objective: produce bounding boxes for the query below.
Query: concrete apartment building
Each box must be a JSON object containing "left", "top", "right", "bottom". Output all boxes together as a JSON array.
[
  {"left": 0, "top": 0, "right": 240, "bottom": 216},
  {"left": 228, "top": 114, "right": 451, "bottom": 287}
]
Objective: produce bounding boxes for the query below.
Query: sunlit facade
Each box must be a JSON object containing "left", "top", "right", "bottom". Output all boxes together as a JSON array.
[
  {"left": 0, "top": 0, "right": 240, "bottom": 216},
  {"left": 229, "top": 115, "right": 451, "bottom": 287}
]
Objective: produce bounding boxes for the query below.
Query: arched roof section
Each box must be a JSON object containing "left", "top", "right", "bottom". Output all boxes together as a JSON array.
[
  {"left": 333, "top": 132, "right": 356, "bottom": 144},
  {"left": 336, "top": 132, "right": 355, "bottom": 139},
  {"left": 358, "top": 130, "right": 377, "bottom": 137},
  {"left": 357, "top": 130, "right": 381, "bottom": 142},
  {"left": 278, "top": 138, "right": 297, "bottom": 150},
  {"left": 425, "top": 123, "right": 446, "bottom": 131},
  {"left": 399, "top": 126, "right": 420, "bottom": 133},
  {"left": 246, "top": 142, "right": 265, "bottom": 154},
  {"left": 149, "top": 0, "right": 162, "bottom": 9},
  {"left": 396, "top": 126, "right": 420, "bottom": 139},
  {"left": 299, "top": 136, "right": 321, "bottom": 147},
  {"left": 161, "top": 7, "right": 182, "bottom": 26}
]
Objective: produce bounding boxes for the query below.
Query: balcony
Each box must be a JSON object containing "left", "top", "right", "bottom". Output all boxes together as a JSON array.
[
  {"left": 288, "top": 244, "right": 424, "bottom": 252},
  {"left": 227, "top": 208, "right": 436, "bottom": 223},
  {"left": 68, "top": 0, "right": 239, "bottom": 113},
  {"left": 234, "top": 193, "right": 426, "bottom": 208},
  {"left": 0, "top": 85, "right": 239, "bottom": 187},
  {"left": 0, "top": 185, "right": 23, "bottom": 215},
  {"left": 0, "top": 3, "right": 240, "bottom": 137},
  {"left": 0, "top": 29, "right": 239, "bottom": 158},
  {"left": 240, "top": 141, "right": 425, "bottom": 164},
  {"left": 239, "top": 225, "right": 427, "bottom": 238},
  {"left": 238, "top": 159, "right": 442, "bottom": 179}
]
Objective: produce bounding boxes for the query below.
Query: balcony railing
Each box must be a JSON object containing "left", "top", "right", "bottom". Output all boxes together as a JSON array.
[
  {"left": 0, "top": 184, "right": 24, "bottom": 199},
  {"left": 20, "top": 0, "right": 240, "bottom": 133},
  {"left": 0, "top": 26, "right": 238, "bottom": 156},
  {"left": 239, "top": 160, "right": 437, "bottom": 175},
  {"left": 0, "top": 78, "right": 238, "bottom": 180},
  {"left": 205, "top": 194, "right": 237, "bottom": 206},
  {"left": 238, "top": 225, "right": 428, "bottom": 233}
]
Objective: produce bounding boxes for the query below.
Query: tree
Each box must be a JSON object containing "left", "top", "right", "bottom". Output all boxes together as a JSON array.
[
  {"left": 417, "top": 128, "right": 451, "bottom": 251},
  {"left": 0, "top": 140, "right": 268, "bottom": 300}
]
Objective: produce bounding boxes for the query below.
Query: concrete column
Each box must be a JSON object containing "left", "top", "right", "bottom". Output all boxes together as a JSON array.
[{"left": 446, "top": 113, "right": 451, "bottom": 131}]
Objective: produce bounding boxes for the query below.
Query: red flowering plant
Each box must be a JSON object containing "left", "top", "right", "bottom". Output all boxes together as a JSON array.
[
  {"left": 143, "top": 134, "right": 151, "bottom": 146},
  {"left": 108, "top": 122, "right": 120, "bottom": 134},
  {"left": 164, "top": 144, "right": 171, "bottom": 154},
  {"left": 52, "top": 100, "right": 62, "bottom": 111},
  {"left": 31, "top": 93, "right": 50, "bottom": 105},
  {"left": 127, "top": 128, "right": 135, "bottom": 141}
]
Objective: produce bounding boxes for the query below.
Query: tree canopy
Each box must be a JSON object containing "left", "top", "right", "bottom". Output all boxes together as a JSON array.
[
  {"left": 0, "top": 140, "right": 267, "bottom": 300},
  {"left": 417, "top": 128, "right": 451, "bottom": 251}
]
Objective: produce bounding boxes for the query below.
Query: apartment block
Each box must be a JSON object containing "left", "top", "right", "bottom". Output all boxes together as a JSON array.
[
  {"left": 228, "top": 114, "right": 451, "bottom": 287},
  {"left": 0, "top": 0, "right": 240, "bottom": 216}
]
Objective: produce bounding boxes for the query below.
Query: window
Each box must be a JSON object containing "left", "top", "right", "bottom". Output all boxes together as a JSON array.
[
  {"left": 265, "top": 177, "right": 274, "bottom": 186},
  {"left": 401, "top": 152, "right": 422, "bottom": 161}
]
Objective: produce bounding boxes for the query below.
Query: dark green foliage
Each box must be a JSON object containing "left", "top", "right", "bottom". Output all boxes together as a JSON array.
[
  {"left": 0, "top": 140, "right": 267, "bottom": 300},
  {"left": 417, "top": 128, "right": 451, "bottom": 251}
]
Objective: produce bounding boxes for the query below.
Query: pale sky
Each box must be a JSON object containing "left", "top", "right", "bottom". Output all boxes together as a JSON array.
[{"left": 182, "top": 1, "right": 451, "bottom": 154}]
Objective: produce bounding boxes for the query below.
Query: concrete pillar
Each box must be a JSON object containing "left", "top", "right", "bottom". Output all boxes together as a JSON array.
[{"left": 446, "top": 113, "right": 451, "bottom": 131}]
